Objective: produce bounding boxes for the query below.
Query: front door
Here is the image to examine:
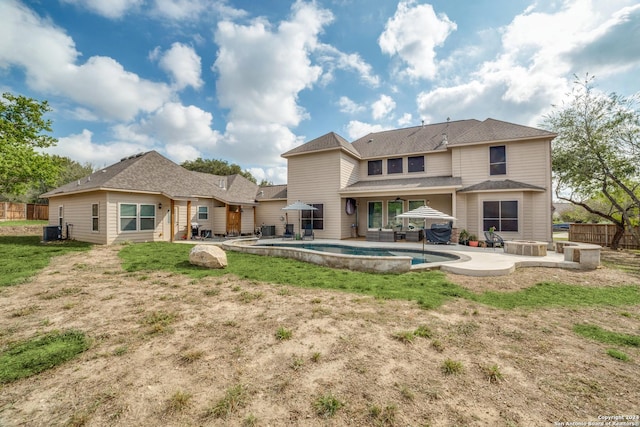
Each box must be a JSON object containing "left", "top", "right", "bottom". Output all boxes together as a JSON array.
[{"left": 227, "top": 205, "right": 241, "bottom": 236}]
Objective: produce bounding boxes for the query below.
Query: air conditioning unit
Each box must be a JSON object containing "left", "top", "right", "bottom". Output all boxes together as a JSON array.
[{"left": 43, "top": 226, "right": 62, "bottom": 241}]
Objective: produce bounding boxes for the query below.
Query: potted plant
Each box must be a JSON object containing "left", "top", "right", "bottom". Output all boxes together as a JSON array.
[
  {"left": 458, "top": 229, "right": 470, "bottom": 245},
  {"left": 468, "top": 234, "right": 479, "bottom": 247}
]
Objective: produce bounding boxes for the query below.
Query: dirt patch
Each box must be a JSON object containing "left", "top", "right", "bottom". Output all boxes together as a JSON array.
[
  {"left": 0, "top": 243, "right": 639, "bottom": 426},
  {"left": 0, "top": 225, "right": 42, "bottom": 236}
]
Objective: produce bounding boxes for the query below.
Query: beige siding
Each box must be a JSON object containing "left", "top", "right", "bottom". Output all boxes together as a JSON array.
[
  {"left": 287, "top": 151, "right": 343, "bottom": 238},
  {"left": 48, "top": 193, "right": 109, "bottom": 244},
  {"left": 426, "top": 151, "right": 452, "bottom": 176},
  {"left": 453, "top": 139, "right": 551, "bottom": 187},
  {"left": 255, "top": 200, "right": 288, "bottom": 236},
  {"left": 213, "top": 207, "right": 226, "bottom": 236},
  {"left": 241, "top": 207, "right": 255, "bottom": 234},
  {"left": 340, "top": 154, "right": 360, "bottom": 188}
]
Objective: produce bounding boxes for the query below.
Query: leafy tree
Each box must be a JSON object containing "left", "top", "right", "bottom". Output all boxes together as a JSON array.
[
  {"left": 0, "top": 93, "right": 59, "bottom": 197},
  {"left": 181, "top": 157, "right": 257, "bottom": 183},
  {"left": 543, "top": 75, "right": 640, "bottom": 249}
]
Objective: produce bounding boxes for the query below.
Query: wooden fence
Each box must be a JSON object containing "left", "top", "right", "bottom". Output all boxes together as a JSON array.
[
  {"left": 569, "top": 223, "right": 640, "bottom": 250},
  {"left": 0, "top": 202, "right": 49, "bottom": 221}
]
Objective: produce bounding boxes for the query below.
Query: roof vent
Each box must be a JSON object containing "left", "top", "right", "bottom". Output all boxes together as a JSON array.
[
  {"left": 441, "top": 133, "right": 448, "bottom": 145},
  {"left": 421, "top": 119, "right": 424, "bottom": 128},
  {"left": 367, "top": 139, "right": 373, "bottom": 143}
]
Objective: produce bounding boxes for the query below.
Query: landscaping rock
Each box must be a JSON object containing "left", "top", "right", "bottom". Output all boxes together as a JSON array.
[{"left": 189, "top": 245, "right": 227, "bottom": 269}]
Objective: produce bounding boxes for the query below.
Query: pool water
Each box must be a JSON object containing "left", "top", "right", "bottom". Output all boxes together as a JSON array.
[{"left": 264, "top": 243, "right": 458, "bottom": 265}]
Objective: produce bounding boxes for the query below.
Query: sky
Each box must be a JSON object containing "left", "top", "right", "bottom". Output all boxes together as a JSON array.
[{"left": 2, "top": 0, "right": 639, "bottom": 185}]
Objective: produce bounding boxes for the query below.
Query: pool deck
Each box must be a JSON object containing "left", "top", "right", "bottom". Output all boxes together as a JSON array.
[{"left": 180, "top": 237, "right": 577, "bottom": 277}]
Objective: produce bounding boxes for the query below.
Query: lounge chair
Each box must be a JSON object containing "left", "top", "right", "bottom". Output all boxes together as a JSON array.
[
  {"left": 302, "top": 224, "right": 314, "bottom": 240},
  {"left": 283, "top": 224, "right": 294, "bottom": 240},
  {"left": 484, "top": 231, "right": 504, "bottom": 248}
]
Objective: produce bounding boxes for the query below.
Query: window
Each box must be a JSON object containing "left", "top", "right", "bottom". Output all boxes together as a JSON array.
[
  {"left": 368, "top": 160, "right": 382, "bottom": 176},
  {"left": 198, "top": 206, "right": 209, "bottom": 220},
  {"left": 490, "top": 146, "right": 506, "bottom": 175},
  {"left": 368, "top": 201, "right": 382, "bottom": 229},
  {"left": 483, "top": 200, "right": 518, "bottom": 232},
  {"left": 91, "top": 203, "right": 99, "bottom": 232},
  {"left": 119, "top": 203, "right": 156, "bottom": 232},
  {"left": 387, "top": 200, "right": 403, "bottom": 228},
  {"left": 408, "top": 156, "right": 425, "bottom": 173},
  {"left": 301, "top": 204, "right": 324, "bottom": 230},
  {"left": 58, "top": 205, "right": 64, "bottom": 228},
  {"left": 387, "top": 158, "right": 403, "bottom": 174}
]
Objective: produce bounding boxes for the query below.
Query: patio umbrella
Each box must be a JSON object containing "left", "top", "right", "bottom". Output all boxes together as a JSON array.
[
  {"left": 397, "top": 205, "right": 456, "bottom": 255},
  {"left": 282, "top": 200, "right": 317, "bottom": 238}
]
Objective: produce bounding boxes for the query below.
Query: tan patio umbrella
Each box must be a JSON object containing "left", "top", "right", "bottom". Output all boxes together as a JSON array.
[
  {"left": 397, "top": 205, "right": 456, "bottom": 255},
  {"left": 282, "top": 200, "right": 317, "bottom": 238}
]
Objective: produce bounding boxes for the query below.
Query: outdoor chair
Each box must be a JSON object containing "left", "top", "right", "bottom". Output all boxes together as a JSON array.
[
  {"left": 283, "top": 224, "right": 294, "bottom": 240},
  {"left": 484, "top": 231, "right": 504, "bottom": 248},
  {"left": 302, "top": 224, "right": 314, "bottom": 240}
]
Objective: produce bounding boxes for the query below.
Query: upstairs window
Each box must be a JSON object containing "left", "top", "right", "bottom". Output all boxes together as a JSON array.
[
  {"left": 490, "top": 146, "right": 506, "bottom": 175},
  {"left": 408, "top": 156, "right": 425, "bottom": 173},
  {"left": 368, "top": 160, "right": 382, "bottom": 175},
  {"left": 387, "top": 158, "right": 403, "bottom": 174}
]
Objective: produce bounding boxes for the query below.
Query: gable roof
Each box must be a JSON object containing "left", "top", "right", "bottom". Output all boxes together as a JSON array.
[
  {"left": 281, "top": 132, "right": 359, "bottom": 158},
  {"left": 283, "top": 118, "right": 555, "bottom": 160},
  {"left": 450, "top": 118, "right": 556, "bottom": 146},
  {"left": 41, "top": 151, "right": 259, "bottom": 205},
  {"left": 457, "top": 179, "right": 545, "bottom": 193}
]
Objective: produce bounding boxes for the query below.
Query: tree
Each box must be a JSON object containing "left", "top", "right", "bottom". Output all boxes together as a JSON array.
[
  {"left": 543, "top": 75, "right": 640, "bottom": 249},
  {"left": 0, "top": 93, "right": 59, "bottom": 197},
  {"left": 181, "top": 157, "right": 257, "bottom": 183}
]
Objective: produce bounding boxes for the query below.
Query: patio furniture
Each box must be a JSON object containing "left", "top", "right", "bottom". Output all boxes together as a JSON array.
[
  {"left": 405, "top": 229, "right": 424, "bottom": 242},
  {"left": 484, "top": 231, "right": 504, "bottom": 248},
  {"left": 425, "top": 222, "right": 452, "bottom": 244},
  {"left": 302, "top": 224, "right": 314, "bottom": 240},
  {"left": 283, "top": 224, "right": 294, "bottom": 240}
]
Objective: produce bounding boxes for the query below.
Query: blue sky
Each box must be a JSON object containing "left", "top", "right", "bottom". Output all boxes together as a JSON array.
[{"left": 2, "top": 0, "right": 639, "bottom": 184}]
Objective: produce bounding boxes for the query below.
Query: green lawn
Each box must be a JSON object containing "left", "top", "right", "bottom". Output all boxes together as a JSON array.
[
  {"left": 0, "top": 220, "right": 48, "bottom": 227},
  {"left": 119, "top": 242, "right": 640, "bottom": 310},
  {"left": 0, "top": 236, "right": 92, "bottom": 286}
]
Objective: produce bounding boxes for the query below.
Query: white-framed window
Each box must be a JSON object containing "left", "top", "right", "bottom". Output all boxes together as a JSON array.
[
  {"left": 197, "top": 206, "right": 209, "bottom": 220},
  {"left": 58, "top": 205, "right": 64, "bottom": 228},
  {"left": 119, "top": 203, "right": 155, "bottom": 232},
  {"left": 91, "top": 203, "right": 99, "bottom": 232},
  {"left": 301, "top": 204, "right": 324, "bottom": 230}
]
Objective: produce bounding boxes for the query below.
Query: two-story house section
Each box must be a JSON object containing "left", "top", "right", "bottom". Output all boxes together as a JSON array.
[{"left": 282, "top": 118, "right": 556, "bottom": 242}]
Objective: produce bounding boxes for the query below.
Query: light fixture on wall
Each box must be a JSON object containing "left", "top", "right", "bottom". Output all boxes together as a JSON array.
[
  {"left": 158, "top": 203, "right": 162, "bottom": 210},
  {"left": 394, "top": 197, "right": 405, "bottom": 202}
]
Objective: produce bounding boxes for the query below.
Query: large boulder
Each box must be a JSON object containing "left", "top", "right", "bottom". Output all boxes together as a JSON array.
[{"left": 189, "top": 245, "right": 228, "bottom": 269}]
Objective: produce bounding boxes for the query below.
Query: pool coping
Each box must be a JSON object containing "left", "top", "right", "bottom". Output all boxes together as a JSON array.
[{"left": 214, "top": 237, "right": 583, "bottom": 276}]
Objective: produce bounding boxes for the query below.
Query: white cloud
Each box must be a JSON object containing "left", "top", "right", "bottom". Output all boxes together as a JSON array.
[
  {"left": 156, "top": 42, "right": 204, "bottom": 90},
  {"left": 345, "top": 120, "right": 390, "bottom": 140},
  {"left": 317, "top": 44, "right": 380, "bottom": 87},
  {"left": 371, "top": 94, "right": 396, "bottom": 120},
  {"left": 122, "top": 102, "right": 221, "bottom": 149},
  {"left": 212, "top": 0, "right": 333, "bottom": 165},
  {"left": 47, "top": 130, "right": 151, "bottom": 167},
  {"left": 153, "top": 0, "right": 247, "bottom": 21},
  {"left": 397, "top": 113, "right": 413, "bottom": 127},
  {"left": 415, "top": 1, "right": 639, "bottom": 126},
  {"left": 0, "top": 1, "right": 172, "bottom": 121},
  {"left": 338, "top": 96, "right": 365, "bottom": 114},
  {"left": 60, "top": 0, "right": 142, "bottom": 19},
  {"left": 378, "top": 0, "right": 456, "bottom": 80}
]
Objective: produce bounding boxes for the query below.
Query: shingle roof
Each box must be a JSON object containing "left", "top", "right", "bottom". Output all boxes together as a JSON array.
[
  {"left": 41, "top": 151, "right": 259, "bottom": 205},
  {"left": 451, "top": 118, "right": 555, "bottom": 145},
  {"left": 351, "top": 120, "right": 480, "bottom": 158},
  {"left": 256, "top": 185, "right": 287, "bottom": 200},
  {"left": 282, "top": 132, "right": 359, "bottom": 158},
  {"left": 341, "top": 176, "right": 463, "bottom": 193},
  {"left": 287, "top": 118, "right": 555, "bottom": 160},
  {"left": 457, "top": 179, "right": 545, "bottom": 193}
]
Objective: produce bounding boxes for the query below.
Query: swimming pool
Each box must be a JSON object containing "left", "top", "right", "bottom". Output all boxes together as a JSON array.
[{"left": 263, "top": 243, "right": 459, "bottom": 265}]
